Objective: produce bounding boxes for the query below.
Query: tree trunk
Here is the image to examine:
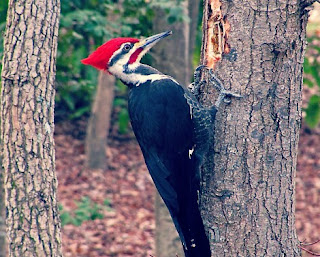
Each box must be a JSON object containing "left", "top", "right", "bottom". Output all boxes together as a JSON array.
[
  {"left": 0, "top": 159, "right": 5, "bottom": 257},
  {"left": 85, "top": 72, "right": 115, "bottom": 169},
  {"left": 199, "top": 0, "right": 310, "bottom": 256},
  {"left": 0, "top": 0, "right": 62, "bottom": 256},
  {"left": 152, "top": 3, "right": 190, "bottom": 256}
]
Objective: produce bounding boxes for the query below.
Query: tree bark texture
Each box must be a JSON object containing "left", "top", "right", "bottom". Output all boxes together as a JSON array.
[
  {"left": 85, "top": 72, "right": 115, "bottom": 169},
  {"left": 152, "top": 3, "right": 190, "bottom": 257},
  {"left": 199, "top": 0, "right": 309, "bottom": 256},
  {"left": 1, "top": 0, "right": 62, "bottom": 256},
  {"left": 0, "top": 162, "right": 5, "bottom": 257}
]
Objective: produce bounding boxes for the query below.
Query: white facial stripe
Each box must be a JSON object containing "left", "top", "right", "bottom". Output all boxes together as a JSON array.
[
  {"left": 109, "top": 40, "right": 153, "bottom": 71},
  {"left": 109, "top": 43, "right": 137, "bottom": 67},
  {"left": 108, "top": 41, "right": 178, "bottom": 87},
  {"left": 110, "top": 68, "right": 178, "bottom": 87},
  {"left": 108, "top": 43, "right": 140, "bottom": 77},
  {"left": 109, "top": 47, "right": 122, "bottom": 64}
]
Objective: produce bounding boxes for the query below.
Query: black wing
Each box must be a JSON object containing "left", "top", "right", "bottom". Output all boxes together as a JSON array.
[
  {"left": 128, "top": 78, "right": 195, "bottom": 212},
  {"left": 128, "top": 78, "right": 212, "bottom": 256}
]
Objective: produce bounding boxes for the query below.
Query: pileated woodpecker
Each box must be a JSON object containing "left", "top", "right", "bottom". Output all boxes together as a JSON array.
[{"left": 82, "top": 31, "right": 239, "bottom": 257}]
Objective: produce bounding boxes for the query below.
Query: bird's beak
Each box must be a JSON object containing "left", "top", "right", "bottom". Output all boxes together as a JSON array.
[{"left": 136, "top": 31, "right": 172, "bottom": 50}]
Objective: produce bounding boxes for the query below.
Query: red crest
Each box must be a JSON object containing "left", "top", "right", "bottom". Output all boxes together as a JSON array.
[{"left": 81, "top": 38, "right": 139, "bottom": 71}]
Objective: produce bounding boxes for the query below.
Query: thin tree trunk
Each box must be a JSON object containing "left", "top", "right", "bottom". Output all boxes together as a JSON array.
[
  {"left": 85, "top": 72, "right": 115, "bottom": 169},
  {"left": 0, "top": 0, "right": 62, "bottom": 256},
  {"left": 0, "top": 158, "right": 5, "bottom": 257},
  {"left": 199, "top": 0, "right": 310, "bottom": 256},
  {"left": 152, "top": 2, "right": 190, "bottom": 256}
]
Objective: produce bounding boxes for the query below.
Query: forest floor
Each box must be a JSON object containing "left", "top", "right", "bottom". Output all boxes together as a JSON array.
[{"left": 55, "top": 116, "right": 320, "bottom": 257}]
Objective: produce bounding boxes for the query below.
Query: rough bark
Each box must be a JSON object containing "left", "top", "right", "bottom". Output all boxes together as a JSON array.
[
  {"left": 0, "top": 160, "right": 5, "bottom": 257},
  {"left": 0, "top": 0, "right": 62, "bottom": 256},
  {"left": 152, "top": 3, "right": 190, "bottom": 256},
  {"left": 198, "top": 0, "right": 308, "bottom": 256},
  {"left": 85, "top": 72, "right": 115, "bottom": 169}
]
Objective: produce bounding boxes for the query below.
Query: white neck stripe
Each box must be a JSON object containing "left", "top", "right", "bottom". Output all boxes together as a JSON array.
[{"left": 134, "top": 74, "right": 178, "bottom": 86}]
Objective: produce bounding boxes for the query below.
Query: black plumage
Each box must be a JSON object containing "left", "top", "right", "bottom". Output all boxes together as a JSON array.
[{"left": 127, "top": 69, "right": 214, "bottom": 257}]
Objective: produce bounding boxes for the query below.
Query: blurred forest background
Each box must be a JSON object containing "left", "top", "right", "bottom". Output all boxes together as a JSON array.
[{"left": 0, "top": 0, "right": 320, "bottom": 256}]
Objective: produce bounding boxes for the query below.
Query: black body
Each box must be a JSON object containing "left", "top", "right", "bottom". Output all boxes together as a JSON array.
[{"left": 125, "top": 65, "right": 215, "bottom": 257}]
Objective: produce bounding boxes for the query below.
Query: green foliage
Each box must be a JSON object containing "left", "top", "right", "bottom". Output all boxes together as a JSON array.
[
  {"left": 114, "top": 97, "right": 130, "bottom": 134},
  {"left": 0, "top": 0, "right": 8, "bottom": 72},
  {"left": 118, "top": 107, "right": 130, "bottom": 134},
  {"left": 304, "top": 40, "right": 320, "bottom": 86},
  {"left": 55, "top": 1, "right": 111, "bottom": 120},
  {"left": 148, "top": 0, "right": 189, "bottom": 23},
  {"left": 304, "top": 95, "right": 320, "bottom": 129},
  {"left": 59, "top": 197, "right": 111, "bottom": 227},
  {"left": 303, "top": 35, "right": 320, "bottom": 128},
  {"left": 55, "top": 80, "right": 95, "bottom": 121}
]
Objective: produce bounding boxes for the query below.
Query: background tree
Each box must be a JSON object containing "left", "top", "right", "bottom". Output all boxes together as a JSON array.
[
  {"left": 198, "top": 0, "right": 315, "bottom": 255},
  {"left": 0, "top": 0, "right": 62, "bottom": 256},
  {"left": 85, "top": 72, "right": 115, "bottom": 169},
  {"left": 0, "top": 2, "right": 8, "bottom": 256},
  {"left": 152, "top": 0, "right": 201, "bottom": 255},
  {"left": 0, "top": 164, "right": 5, "bottom": 257}
]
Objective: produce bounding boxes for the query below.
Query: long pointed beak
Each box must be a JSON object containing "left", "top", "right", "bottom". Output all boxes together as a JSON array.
[{"left": 137, "top": 31, "right": 172, "bottom": 49}]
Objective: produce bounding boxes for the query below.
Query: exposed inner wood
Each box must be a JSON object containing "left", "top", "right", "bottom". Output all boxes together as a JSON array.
[{"left": 202, "top": 0, "right": 230, "bottom": 69}]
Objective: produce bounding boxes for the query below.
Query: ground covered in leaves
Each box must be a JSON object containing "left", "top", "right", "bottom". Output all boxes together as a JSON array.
[{"left": 55, "top": 118, "right": 320, "bottom": 257}]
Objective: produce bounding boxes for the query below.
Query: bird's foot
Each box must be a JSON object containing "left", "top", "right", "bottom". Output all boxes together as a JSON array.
[
  {"left": 188, "top": 65, "right": 207, "bottom": 97},
  {"left": 214, "top": 88, "right": 242, "bottom": 107},
  {"left": 207, "top": 69, "right": 242, "bottom": 107},
  {"left": 189, "top": 65, "right": 242, "bottom": 106}
]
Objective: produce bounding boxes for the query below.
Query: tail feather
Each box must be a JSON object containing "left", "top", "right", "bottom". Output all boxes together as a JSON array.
[
  {"left": 172, "top": 197, "right": 211, "bottom": 257},
  {"left": 171, "top": 151, "right": 211, "bottom": 257}
]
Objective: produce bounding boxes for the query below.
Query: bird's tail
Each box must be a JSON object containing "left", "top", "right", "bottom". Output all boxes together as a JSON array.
[{"left": 172, "top": 193, "right": 211, "bottom": 257}]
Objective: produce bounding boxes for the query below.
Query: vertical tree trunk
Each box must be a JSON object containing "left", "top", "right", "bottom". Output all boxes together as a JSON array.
[
  {"left": 85, "top": 72, "right": 115, "bottom": 169},
  {"left": 0, "top": 0, "right": 62, "bottom": 256},
  {"left": 199, "top": 0, "right": 310, "bottom": 256},
  {"left": 152, "top": 2, "right": 190, "bottom": 256},
  {"left": 0, "top": 158, "right": 5, "bottom": 257}
]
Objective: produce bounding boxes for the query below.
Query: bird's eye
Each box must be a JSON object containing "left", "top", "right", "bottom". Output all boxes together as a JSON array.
[{"left": 123, "top": 44, "right": 131, "bottom": 52}]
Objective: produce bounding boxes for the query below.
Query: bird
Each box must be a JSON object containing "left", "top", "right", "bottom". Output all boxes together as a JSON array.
[{"left": 81, "top": 31, "right": 240, "bottom": 257}]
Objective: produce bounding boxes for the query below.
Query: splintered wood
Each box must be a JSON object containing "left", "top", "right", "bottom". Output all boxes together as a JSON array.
[{"left": 201, "top": 0, "right": 230, "bottom": 69}]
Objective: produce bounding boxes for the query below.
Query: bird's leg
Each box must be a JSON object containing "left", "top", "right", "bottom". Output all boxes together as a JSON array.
[
  {"left": 208, "top": 68, "right": 242, "bottom": 107},
  {"left": 188, "top": 65, "right": 207, "bottom": 97}
]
